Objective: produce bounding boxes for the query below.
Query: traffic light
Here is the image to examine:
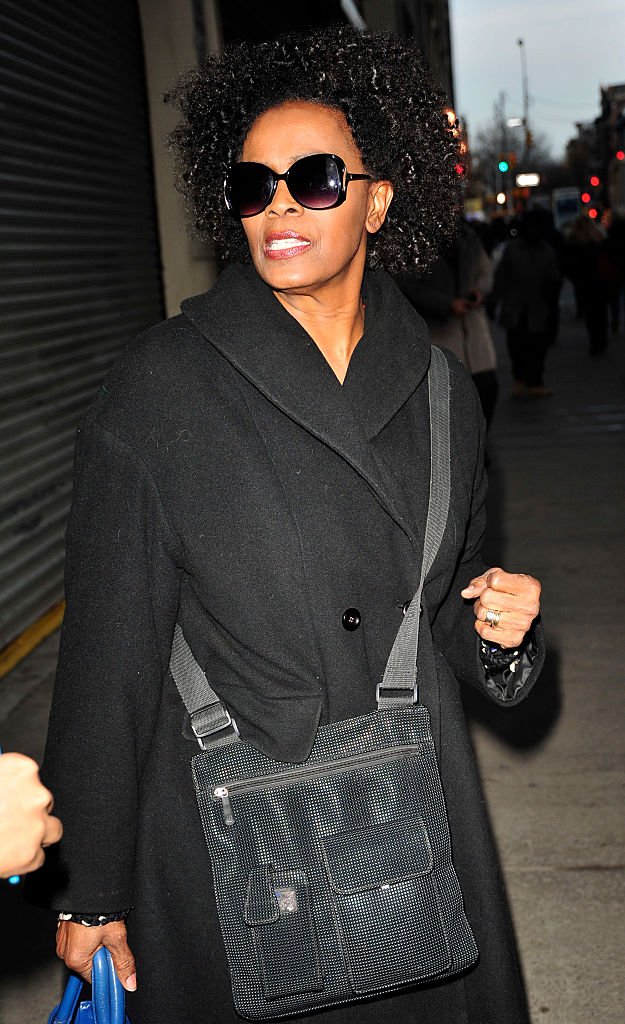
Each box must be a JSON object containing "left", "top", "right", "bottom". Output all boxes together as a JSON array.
[
  {"left": 581, "top": 192, "right": 591, "bottom": 203},
  {"left": 498, "top": 159, "right": 509, "bottom": 173},
  {"left": 617, "top": 151, "right": 625, "bottom": 162},
  {"left": 590, "top": 175, "right": 600, "bottom": 187}
]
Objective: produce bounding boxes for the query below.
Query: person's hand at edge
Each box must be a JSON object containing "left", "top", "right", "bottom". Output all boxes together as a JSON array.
[{"left": 0, "top": 752, "right": 63, "bottom": 877}]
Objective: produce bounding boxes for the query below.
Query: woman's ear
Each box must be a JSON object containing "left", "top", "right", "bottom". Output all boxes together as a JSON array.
[{"left": 365, "top": 181, "right": 394, "bottom": 234}]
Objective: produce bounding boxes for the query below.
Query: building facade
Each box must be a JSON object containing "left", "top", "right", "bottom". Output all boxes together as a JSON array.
[{"left": 565, "top": 82, "right": 625, "bottom": 217}]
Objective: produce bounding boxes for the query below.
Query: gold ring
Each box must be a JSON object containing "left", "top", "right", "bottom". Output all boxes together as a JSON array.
[{"left": 485, "top": 608, "right": 502, "bottom": 629}]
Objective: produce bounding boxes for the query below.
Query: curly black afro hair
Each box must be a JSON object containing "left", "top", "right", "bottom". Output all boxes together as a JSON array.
[{"left": 167, "top": 25, "right": 464, "bottom": 274}]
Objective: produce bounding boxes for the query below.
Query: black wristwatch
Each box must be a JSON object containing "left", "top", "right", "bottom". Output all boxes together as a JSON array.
[{"left": 479, "top": 639, "right": 521, "bottom": 672}]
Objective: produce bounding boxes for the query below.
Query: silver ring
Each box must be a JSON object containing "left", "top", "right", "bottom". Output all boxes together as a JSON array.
[{"left": 485, "top": 608, "right": 502, "bottom": 629}]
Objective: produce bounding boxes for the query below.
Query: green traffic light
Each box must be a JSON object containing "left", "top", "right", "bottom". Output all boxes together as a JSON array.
[{"left": 498, "top": 160, "right": 509, "bottom": 173}]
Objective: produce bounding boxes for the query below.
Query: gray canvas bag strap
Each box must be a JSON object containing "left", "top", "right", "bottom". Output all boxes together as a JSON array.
[
  {"left": 170, "top": 345, "right": 450, "bottom": 743},
  {"left": 169, "top": 625, "right": 241, "bottom": 749},
  {"left": 377, "top": 345, "right": 451, "bottom": 709}
]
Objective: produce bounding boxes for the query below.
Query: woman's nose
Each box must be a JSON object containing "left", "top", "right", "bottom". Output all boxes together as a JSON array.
[{"left": 266, "top": 179, "right": 302, "bottom": 216}]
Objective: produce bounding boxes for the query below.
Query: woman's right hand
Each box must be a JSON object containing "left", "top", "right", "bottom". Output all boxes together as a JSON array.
[{"left": 56, "top": 919, "right": 137, "bottom": 991}]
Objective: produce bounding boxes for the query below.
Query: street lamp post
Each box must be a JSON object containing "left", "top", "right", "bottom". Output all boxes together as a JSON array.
[{"left": 517, "top": 38, "right": 531, "bottom": 162}]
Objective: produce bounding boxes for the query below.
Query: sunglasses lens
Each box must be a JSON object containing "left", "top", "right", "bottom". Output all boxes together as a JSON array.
[
  {"left": 227, "top": 163, "right": 274, "bottom": 217},
  {"left": 289, "top": 155, "right": 342, "bottom": 209}
]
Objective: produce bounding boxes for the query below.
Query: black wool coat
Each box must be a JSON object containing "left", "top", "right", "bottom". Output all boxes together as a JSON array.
[{"left": 34, "top": 266, "right": 544, "bottom": 1024}]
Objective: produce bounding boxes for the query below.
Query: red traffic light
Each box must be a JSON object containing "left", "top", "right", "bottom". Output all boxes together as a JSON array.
[
  {"left": 590, "top": 175, "right": 600, "bottom": 187},
  {"left": 581, "top": 192, "right": 591, "bottom": 203},
  {"left": 617, "top": 151, "right": 625, "bottom": 161},
  {"left": 588, "top": 208, "right": 598, "bottom": 220}
]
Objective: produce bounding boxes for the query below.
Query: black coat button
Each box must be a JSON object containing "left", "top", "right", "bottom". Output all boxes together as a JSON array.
[{"left": 342, "top": 608, "right": 361, "bottom": 631}]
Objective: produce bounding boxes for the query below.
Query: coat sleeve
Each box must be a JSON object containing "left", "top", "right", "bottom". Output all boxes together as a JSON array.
[
  {"left": 431, "top": 376, "right": 544, "bottom": 706},
  {"left": 27, "top": 415, "right": 181, "bottom": 912},
  {"left": 491, "top": 243, "right": 510, "bottom": 310},
  {"left": 545, "top": 244, "right": 564, "bottom": 287}
]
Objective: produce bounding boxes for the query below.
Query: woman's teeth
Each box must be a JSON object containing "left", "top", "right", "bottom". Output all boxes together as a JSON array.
[{"left": 266, "top": 238, "right": 310, "bottom": 250}]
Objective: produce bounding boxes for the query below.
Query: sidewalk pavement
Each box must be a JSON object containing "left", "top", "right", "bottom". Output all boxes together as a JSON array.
[
  {"left": 468, "top": 301, "right": 625, "bottom": 1023},
  {"left": 0, "top": 298, "right": 623, "bottom": 1023}
]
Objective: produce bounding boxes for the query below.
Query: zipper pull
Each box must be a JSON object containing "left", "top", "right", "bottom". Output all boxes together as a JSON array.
[{"left": 213, "top": 786, "right": 234, "bottom": 826}]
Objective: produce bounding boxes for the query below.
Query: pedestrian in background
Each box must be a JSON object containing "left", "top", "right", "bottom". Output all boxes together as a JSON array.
[
  {"left": 395, "top": 221, "right": 499, "bottom": 428},
  {"left": 493, "top": 210, "right": 562, "bottom": 397},
  {"left": 605, "top": 215, "right": 625, "bottom": 335},
  {"left": 539, "top": 211, "right": 565, "bottom": 348},
  {"left": 563, "top": 215, "right": 611, "bottom": 357}
]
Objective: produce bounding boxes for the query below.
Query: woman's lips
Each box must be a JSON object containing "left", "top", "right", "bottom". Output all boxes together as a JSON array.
[{"left": 263, "top": 233, "right": 312, "bottom": 260}]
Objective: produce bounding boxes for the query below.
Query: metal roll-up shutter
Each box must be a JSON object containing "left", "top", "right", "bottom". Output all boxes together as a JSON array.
[{"left": 0, "top": 0, "right": 164, "bottom": 649}]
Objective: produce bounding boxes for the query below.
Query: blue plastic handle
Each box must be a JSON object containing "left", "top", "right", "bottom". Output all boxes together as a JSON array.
[
  {"left": 48, "top": 948, "right": 130, "bottom": 1024},
  {"left": 91, "top": 948, "right": 126, "bottom": 1024}
]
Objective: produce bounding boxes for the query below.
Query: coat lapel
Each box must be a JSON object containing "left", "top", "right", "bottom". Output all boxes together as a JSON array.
[
  {"left": 344, "top": 270, "right": 431, "bottom": 439},
  {"left": 181, "top": 264, "right": 431, "bottom": 550}
]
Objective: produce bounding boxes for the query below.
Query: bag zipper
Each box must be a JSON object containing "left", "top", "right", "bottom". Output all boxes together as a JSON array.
[{"left": 211, "top": 743, "right": 423, "bottom": 826}]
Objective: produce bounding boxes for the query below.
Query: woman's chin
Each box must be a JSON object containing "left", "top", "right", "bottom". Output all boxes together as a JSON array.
[{"left": 252, "top": 253, "right": 325, "bottom": 293}]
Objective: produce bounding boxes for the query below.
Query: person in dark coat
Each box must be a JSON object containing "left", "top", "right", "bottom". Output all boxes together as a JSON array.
[
  {"left": 31, "top": 27, "right": 544, "bottom": 1024},
  {"left": 563, "top": 215, "right": 612, "bottom": 356},
  {"left": 493, "top": 211, "right": 562, "bottom": 396},
  {"left": 606, "top": 215, "right": 625, "bottom": 333}
]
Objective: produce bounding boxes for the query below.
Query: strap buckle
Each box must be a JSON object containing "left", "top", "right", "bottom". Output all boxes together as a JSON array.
[
  {"left": 375, "top": 681, "right": 419, "bottom": 707},
  {"left": 190, "top": 704, "right": 240, "bottom": 750}
]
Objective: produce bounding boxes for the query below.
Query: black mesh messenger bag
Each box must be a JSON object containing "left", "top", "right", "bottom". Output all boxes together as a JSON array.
[{"left": 169, "top": 347, "right": 478, "bottom": 1019}]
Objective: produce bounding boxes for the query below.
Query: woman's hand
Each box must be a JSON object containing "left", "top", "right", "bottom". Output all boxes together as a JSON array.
[
  {"left": 451, "top": 297, "right": 472, "bottom": 317},
  {"left": 0, "top": 752, "right": 63, "bottom": 877},
  {"left": 56, "top": 919, "right": 137, "bottom": 991},
  {"left": 461, "top": 568, "right": 541, "bottom": 650}
]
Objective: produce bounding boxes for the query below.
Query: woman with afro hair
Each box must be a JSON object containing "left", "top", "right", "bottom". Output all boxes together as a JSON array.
[{"left": 38, "top": 25, "right": 543, "bottom": 1024}]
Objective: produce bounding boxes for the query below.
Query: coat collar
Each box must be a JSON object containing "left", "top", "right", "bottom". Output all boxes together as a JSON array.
[{"left": 181, "top": 264, "right": 432, "bottom": 547}]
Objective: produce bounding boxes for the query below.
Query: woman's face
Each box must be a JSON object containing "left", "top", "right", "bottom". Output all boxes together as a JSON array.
[{"left": 238, "top": 101, "right": 392, "bottom": 295}]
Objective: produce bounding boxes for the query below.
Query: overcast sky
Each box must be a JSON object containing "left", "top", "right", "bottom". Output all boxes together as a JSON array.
[{"left": 450, "top": 0, "right": 625, "bottom": 159}]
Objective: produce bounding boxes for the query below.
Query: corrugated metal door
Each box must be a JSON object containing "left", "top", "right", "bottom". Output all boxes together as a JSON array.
[{"left": 0, "top": 0, "right": 164, "bottom": 648}]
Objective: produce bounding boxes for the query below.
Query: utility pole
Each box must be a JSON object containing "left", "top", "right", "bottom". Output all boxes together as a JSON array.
[
  {"left": 500, "top": 91, "right": 509, "bottom": 160},
  {"left": 494, "top": 91, "right": 512, "bottom": 211},
  {"left": 517, "top": 38, "right": 531, "bottom": 162}
]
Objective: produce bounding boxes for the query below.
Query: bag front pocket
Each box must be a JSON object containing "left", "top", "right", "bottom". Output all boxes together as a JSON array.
[
  {"left": 244, "top": 865, "right": 324, "bottom": 1001},
  {"left": 321, "top": 817, "right": 452, "bottom": 994}
]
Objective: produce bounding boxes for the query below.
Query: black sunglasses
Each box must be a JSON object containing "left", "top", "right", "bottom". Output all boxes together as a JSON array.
[{"left": 224, "top": 153, "right": 372, "bottom": 218}]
